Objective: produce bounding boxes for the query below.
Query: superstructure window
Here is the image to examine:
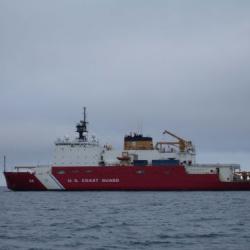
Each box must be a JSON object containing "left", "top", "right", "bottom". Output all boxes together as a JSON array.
[
  {"left": 136, "top": 170, "right": 145, "bottom": 175},
  {"left": 85, "top": 170, "right": 93, "bottom": 173},
  {"left": 57, "top": 170, "right": 65, "bottom": 174}
]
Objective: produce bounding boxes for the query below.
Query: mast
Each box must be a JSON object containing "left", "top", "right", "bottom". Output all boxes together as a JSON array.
[
  {"left": 76, "top": 107, "right": 88, "bottom": 141},
  {"left": 3, "top": 155, "right": 6, "bottom": 172}
]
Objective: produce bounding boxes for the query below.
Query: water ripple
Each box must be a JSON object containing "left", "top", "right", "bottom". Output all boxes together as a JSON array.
[{"left": 1, "top": 188, "right": 250, "bottom": 250}]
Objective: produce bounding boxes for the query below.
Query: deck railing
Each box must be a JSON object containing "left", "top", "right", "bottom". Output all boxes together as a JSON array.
[{"left": 14, "top": 165, "right": 50, "bottom": 172}]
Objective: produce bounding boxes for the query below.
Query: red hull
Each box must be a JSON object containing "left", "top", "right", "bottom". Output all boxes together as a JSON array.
[
  {"left": 4, "top": 165, "right": 250, "bottom": 191},
  {"left": 4, "top": 172, "right": 46, "bottom": 191}
]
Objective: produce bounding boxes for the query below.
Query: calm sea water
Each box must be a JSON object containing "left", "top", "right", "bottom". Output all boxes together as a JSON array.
[{"left": 1, "top": 187, "right": 250, "bottom": 250}]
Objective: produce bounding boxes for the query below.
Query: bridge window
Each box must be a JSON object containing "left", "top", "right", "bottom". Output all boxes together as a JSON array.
[{"left": 57, "top": 170, "right": 65, "bottom": 174}]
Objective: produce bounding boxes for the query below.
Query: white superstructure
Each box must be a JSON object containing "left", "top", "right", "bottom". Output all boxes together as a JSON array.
[
  {"left": 50, "top": 107, "right": 242, "bottom": 184},
  {"left": 52, "top": 108, "right": 196, "bottom": 167}
]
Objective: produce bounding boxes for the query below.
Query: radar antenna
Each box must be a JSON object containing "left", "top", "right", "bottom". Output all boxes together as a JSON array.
[{"left": 76, "top": 107, "right": 88, "bottom": 141}]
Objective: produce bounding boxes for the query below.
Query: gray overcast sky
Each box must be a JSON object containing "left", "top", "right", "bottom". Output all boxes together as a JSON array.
[{"left": 0, "top": 0, "right": 250, "bottom": 184}]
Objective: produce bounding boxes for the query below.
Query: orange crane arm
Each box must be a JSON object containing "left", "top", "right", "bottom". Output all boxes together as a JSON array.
[
  {"left": 163, "top": 130, "right": 186, "bottom": 142},
  {"left": 156, "top": 141, "right": 180, "bottom": 145}
]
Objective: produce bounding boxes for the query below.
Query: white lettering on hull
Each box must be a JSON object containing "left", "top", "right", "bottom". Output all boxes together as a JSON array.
[
  {"left": 67, "top": 178, "right": 120, "bottom": 183},
  {"left": 101, "top": 178, "right": 120, "bottom": 183}
]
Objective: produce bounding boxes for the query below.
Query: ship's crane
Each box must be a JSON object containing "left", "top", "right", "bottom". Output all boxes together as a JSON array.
[{"left": 161, "top": 130, "right": 193, "bottom": 152}]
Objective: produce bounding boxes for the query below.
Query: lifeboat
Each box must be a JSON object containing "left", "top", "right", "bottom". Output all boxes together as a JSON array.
[
  {"left": 117, "top": 152, "right": 131, "bottom": 161},
  {"left": 117, "top": 155, "right": 131, "bottom": 161}
]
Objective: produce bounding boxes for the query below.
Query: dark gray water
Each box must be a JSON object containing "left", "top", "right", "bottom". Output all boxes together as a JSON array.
[{"left": 1, "top": 187, "right": 250, "bottom": 250}]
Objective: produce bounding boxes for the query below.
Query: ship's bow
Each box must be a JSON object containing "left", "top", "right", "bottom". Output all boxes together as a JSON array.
[{"left": 4, "top": 172, "right": 46, "bottom": 191}]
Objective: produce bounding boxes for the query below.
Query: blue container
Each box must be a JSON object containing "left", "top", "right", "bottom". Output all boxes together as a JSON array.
[
  {"left": 152, "top": 159, "right": 179, "bottom": 166},
  {"left": 133, "top": 160, "right": 148, "bottom": 166}
]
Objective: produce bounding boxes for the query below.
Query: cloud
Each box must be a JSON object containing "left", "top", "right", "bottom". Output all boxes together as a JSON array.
[{"left": 0, "top": 0, "right": 250, "bottom": 185}]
